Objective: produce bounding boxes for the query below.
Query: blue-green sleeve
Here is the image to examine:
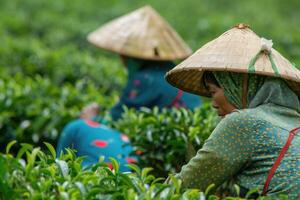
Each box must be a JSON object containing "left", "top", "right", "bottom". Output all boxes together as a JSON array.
[
  {"left": 56, "top": 120, "right": 79, "bottom": 156},
  {"left": 176, "top": 112, "right": 260, "bottom": 190},
  {"left": 111, "top": 72, "right": 160, "bottom": 120}
]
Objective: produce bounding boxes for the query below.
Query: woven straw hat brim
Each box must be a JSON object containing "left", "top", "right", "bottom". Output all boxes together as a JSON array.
[
  {"left": 165, "top": 25, "right": 300, "bottom": 97},
  {"left": 87, "top": 5, "right": 192, "bottom": 61}
]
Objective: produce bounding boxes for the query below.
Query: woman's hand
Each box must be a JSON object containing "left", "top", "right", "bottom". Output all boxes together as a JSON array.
[{"left": 80, "top": 102, "right": 100, "bottom": 120}]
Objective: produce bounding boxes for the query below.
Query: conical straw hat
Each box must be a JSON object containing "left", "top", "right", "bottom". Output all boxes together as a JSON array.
[
  {"left": 166, "top": 24, "right": 300, "bottom": 97},
  {"left": 87, "top": 5, "right": 192, "bottom": 61}
]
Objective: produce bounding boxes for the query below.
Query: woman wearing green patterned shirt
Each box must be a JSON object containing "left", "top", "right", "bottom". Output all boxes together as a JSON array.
[{"left": 166, "top": 24, "right": 300, "bottom": 198}]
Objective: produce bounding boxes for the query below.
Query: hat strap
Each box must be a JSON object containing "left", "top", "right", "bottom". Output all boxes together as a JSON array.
[
  {"left": 269, "top": 53, "right": 280, "bottom": 76},
  {"left": 242, "top": 74, "right": 248, "bottom": 108},
  {"left": 248, "top": 50, "right": 280, "bottom": 77}
]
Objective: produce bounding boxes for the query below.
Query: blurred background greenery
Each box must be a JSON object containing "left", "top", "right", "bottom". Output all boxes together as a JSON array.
[
  {"left": 0, "top": 0, "right": 299, "bottom": 148},
  {"left": 1, "top": 0, "right": 300, "bottom": 64}
]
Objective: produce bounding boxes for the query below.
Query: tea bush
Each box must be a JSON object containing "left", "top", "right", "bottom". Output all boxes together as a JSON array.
[
  {"left": 0, "top": 70, "right": 118, "bottom": 150},
  {"left": 1, "top": 0, "right": 299, "bottom": 150},
  {"left": 0, "top": 142, "right": 288, "bottom": 199},
  {"left": 0, "top": 35, "right": 126, "bottom": 92},
  {"left": 1, "top": 0, "right": 299, "bottom": 67},
  {"left": 114, "top": 104, "right": 219, "bottom": 177},
  {"left": 0, "top": 0, "right": 299, "bottom": 198}
]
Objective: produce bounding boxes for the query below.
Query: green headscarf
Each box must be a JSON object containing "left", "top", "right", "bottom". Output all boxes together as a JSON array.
[{"left": 212, "top": 72, "right": 300, "bottom": 111}]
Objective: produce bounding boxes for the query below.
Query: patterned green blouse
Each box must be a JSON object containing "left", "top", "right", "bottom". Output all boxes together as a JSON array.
[{"left": 177, "top": 72, "right": 300, "bottom": 198}]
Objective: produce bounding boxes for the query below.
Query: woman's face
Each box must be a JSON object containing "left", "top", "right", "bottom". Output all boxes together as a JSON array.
[{"left": 207, "top": 83, "right": 237, "bottom": 118}]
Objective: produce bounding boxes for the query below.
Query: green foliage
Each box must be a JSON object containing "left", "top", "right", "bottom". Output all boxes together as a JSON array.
[
  {"left": 0, "top": 0, "right": 299, "bottom": 148},
  {"left": 114, "top": 104, "right": 219, "bottom": 177},
  {"left": 0, "top": 70, "right": 118, "bottom": 150},
  {"left": 0, "top": 142, "right": 288, "bottom": 199},
  {"left": 0, "top": 35, "right": 126, "bottom": 91},
  {"left": 0, "top": 0, "right": 298, "bottom": 198},
  {"left": 1, "top": 0, "right": 299, "bottom": 69}
]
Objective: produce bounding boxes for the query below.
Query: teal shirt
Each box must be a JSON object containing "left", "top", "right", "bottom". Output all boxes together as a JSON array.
[
  {"left": 56, "top": 119, "right": 136, "bottom": 171},
  {"left": 111, "top": 60, "right": 201, "bottom": 120},
  {"left": 177, "top": 104, "right": 300, "bottom": 198}
]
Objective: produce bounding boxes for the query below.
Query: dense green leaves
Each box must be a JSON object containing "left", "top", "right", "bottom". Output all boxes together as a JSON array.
[
  {"left": 114, "top": 105, "right": 218, "bottom": 177},
  {"left": 0, "top": 0, "right": 299, "bottom": 198},
  {"left": 0, "top": 142, "right": 288, "bottom": 199},
  {"left": 0, "top": 0, "right": 299, "bottom": 149},
  {"left": 0, "top": 71, "right": 118, "bottom": 150}
]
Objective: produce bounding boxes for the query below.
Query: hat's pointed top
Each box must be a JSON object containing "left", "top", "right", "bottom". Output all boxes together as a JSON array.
[
  {"left": 87, "top": 5, "right": 192, "bottom": 61},
  {"left": 166, "top": 24, "right": 300, "bottom": 97}
]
